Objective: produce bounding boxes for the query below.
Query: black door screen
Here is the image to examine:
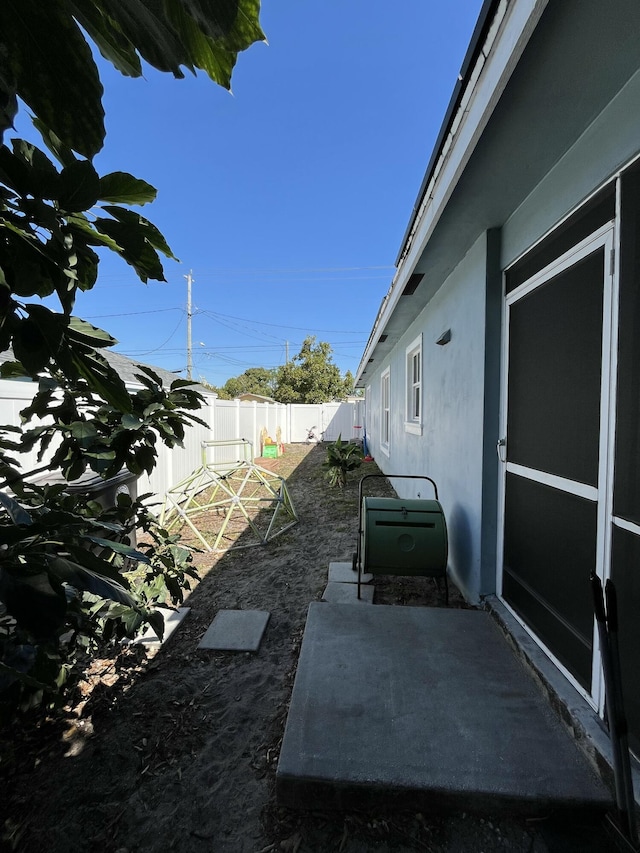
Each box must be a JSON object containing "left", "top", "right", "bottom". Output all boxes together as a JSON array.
[{"left": 503, "top": 246, "right": 605, "bottom": 691}]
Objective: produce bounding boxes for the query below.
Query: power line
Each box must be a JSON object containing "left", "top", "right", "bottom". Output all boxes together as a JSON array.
[
  {"left": 83, "top": 265, "right": 394, "bottom": 288},
  {"left": 198, "top": 309, "right": 366, "bottom": 335},
  {"left": 180, "top": 264, "right": 394, "bottom": 275},
  {"left": 131, "top": 313, "right": 185, "bottom": 357},
  {"left": 85, "top": 307, "right": 183, "bottom": 319}
]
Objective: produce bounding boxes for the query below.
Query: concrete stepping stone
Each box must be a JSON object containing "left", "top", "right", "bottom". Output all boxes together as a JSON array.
[
  {"left": 198, "top": 609, "right": 270, "bottom": 652},
  {"left": 328, "top": 560, "right": 372, "bottom": 584},
  {"left": 322, "top": 582, "right": 374, "bottom": 604},
  {"left": 131, "top": 607, "right": 190, "bottom": 648}
]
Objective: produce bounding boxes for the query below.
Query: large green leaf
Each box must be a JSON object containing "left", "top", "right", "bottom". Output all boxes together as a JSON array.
[
  {"left": 0, "top": 492, "right": 33, "bottom": 526},
  {"left": 84, "top": 536, "right": 150, "bottom": 564},
  {"left": 61, "top": 241, "right": 99, "bottom": 297},
  {"left": 26, "top": 304, "right": 67, "bottom": 345},
  {"left": 12, "top": 318, "right": 51, "bottom": 375},
  {"left": 1, "top": 230, "right": 62, "bottom": 300},
  {"left": 164, "top": 0, "right": 236, "bottom": 87},
  {"left": 59, "top": 159, "right": 101, "bottom": 212},
  {"left": 70, "top": 347, "right": 133, "bottom": 413},
  {"left": 0, "top": 60, "right": 18, "bottom": 144},
  {"left": 0, "top": 660, "right": 47, "bottom": 692},
  {"left": 67, "top": 315, "right": 118, "bottom": 348},
  {"left": 66, "top": 213, "right": 122, "bottom": 253},
  {"left": 63, "top": 543, "right": 132, "bottom": 585},
  {"left": 0, "top": 361, "right": 30, "bottom": 380},
  {"left": 179, "top": 0, "right": 265, "bottom": 52},
  {"left": 99, "top": 171, "right": 157, "bottom": 205},
  {"left": 100, "top": 205, "right": 176, "bottom": 258},
  {"left": 31, "top": 120, "right": 78, "bottom": 169},
  {"left": 93, "top": 217, "right": 167, "bottom": 281},
  {"left": 90, "top": 0, "right": 194, "bottom": 77},
  {"left": 0, "top": 569, "right": 67, "bottom": 638},
  {"left": 1, "top": 1, "right": 264, "bottom": 159},
  {"left": 48, "top": 556, "right": 136, "bottom": 605},
  {"left": 0, "top": 1, "right": 105, "bottom": 158},
  {"left": 0, "top": 144, "right": 33, "bottom": 196},
  {"left": 11, "top": 140, "right": 62, "bottom": 199},
  {"left": 67, "top": 0, "right": 143, "bottom": 78},
  {"left": 69, "top": 420, "right": 99, "bottom": 444}
]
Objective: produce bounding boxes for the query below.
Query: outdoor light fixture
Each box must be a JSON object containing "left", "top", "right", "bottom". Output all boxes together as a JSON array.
[{"left": 436, "top": 329, "right": 452, "bottom": 346}]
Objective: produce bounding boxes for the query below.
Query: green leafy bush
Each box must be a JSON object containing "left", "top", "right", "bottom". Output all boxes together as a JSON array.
[
  {"left": 0, "top": 474, "right": 199, "bottom": 716},
  {"left": 323, "top": 435, "right": 363, "bottom": 489},
  {"left": 0, "top": 0, "right": 264, "bottom": 718}
]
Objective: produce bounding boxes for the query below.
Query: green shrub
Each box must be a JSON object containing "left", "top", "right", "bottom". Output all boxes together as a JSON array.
[{"left": 323, "top": 435, "right": 363, "bottom": 489}]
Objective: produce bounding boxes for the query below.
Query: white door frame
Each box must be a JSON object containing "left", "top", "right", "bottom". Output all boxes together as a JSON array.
[{"left": 496, "top": 220, "right": 617, "bottom": 712}]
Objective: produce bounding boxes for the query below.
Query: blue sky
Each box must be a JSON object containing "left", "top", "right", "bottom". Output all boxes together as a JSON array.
[{"left": 25, "top": 2, "right": 484, "bottom": 387}]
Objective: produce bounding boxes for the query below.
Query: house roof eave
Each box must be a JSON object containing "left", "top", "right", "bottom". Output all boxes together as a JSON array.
[{"left": 355, "top": 0, "right": 550, "bottom": 389}]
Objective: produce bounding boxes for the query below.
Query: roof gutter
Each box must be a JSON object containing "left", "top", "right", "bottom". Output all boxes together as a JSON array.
[{"left": 395, "top": 0, "right": 501, "bottom": 268}]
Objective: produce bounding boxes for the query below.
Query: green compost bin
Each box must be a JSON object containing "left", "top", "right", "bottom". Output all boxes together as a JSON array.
[{"left": 361, "top": 496, "right": 448, "bottom": 577}]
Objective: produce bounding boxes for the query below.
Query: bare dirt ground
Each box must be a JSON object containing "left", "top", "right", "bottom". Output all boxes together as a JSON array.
[{"left": 0, "top": 445, "right": 600, "bottom": 852}]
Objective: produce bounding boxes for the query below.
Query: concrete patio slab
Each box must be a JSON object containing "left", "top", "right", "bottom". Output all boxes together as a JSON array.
[
  {"left": 198, "top": 609, "right": 270, "bottom": 652},
  {"left": 328, "top": 561, "right": 372, "bottom": 584},
  {"left": 277, "top": 603, "right": 611, "bottom": 815},
  {"left": 322, "top": 582, "right": 374, "bottom": 604}
]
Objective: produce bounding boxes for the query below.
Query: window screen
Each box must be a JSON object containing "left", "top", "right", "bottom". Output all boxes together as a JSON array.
[{"left": 507, "top": 250, "right": 604, "bottom": 486}]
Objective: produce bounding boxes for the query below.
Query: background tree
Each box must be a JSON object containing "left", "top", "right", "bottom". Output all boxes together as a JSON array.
[
  {"left": 218, "top": 366, "right": 277, "bottom": 400},
  {"left": 0, "top": 1, "right": 264, "bottom": 710},
  {"left": 273, "top": 336, "right": 354, "bottom": 403}
]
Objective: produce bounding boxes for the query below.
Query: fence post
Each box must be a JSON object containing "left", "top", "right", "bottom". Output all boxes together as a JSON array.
[
  {"left": 209, "top": 396, "right": 216, "bottom": 441},
  {"left": 253, "top": 400, "right": 258, "bottom": 458}
]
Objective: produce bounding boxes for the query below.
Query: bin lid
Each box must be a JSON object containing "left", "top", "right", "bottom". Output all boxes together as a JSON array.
[
  {"left": 29, "top": 467, "right": 134, "bottom": 494},
  {"left": 363, "top": 497, "right": 442, "bottom": 514}
]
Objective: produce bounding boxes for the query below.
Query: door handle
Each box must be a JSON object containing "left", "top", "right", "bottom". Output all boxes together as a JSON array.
[{"left": 497, "top": 438, "right": 506, "bottom": 463}]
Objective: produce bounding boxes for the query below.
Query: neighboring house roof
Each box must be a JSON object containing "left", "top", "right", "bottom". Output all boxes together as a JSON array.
[
  {"left": 100, "top": 350, "right": 184, "bottom": 389},
  {"left": 236, "top": 393, "right": 277, "bottom": 403},
  {"left": 0, "top": 348, "right": 214, "bottom": 397}
]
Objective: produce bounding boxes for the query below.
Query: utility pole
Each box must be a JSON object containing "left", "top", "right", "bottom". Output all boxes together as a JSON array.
[
  {"left": 185, "top": 270, "right": 193, "bottom": 380},
  {"left": 285, "top": 340, "right": 289, "bottom": 364}
]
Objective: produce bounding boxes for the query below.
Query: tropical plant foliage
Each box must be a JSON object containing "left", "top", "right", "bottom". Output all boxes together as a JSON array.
[
  {"left": 0, "top": 0, "right": 265, "bottom": 159},
  {"left": 323, "top": 434, "right": 363, "bottom": 489},
  {"left": 0, "top": 1, "right": 264, "bottom": 711}
]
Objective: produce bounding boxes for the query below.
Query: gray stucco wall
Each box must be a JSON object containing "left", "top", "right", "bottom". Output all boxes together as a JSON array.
[
  {"left": 362, "top": 52, "right": 640, "bottom": 608},
  {"left": 365, "top": 234, "right": 489, "bottom": 602},
  {"left": 502, "top": 67, "right": 640, "bottom": 267}
]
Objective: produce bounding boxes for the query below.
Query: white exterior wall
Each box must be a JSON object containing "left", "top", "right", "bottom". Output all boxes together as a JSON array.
[{"left": 365, "top": 236, "right": 488, "bottom": 602}]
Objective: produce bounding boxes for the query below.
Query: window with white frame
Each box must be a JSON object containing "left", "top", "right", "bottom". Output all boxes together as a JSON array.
[
  {"left": 405, "top": 334, "right": 422, "bottom": 434},
  {"left": 381, "top": 367, "right": 390, "bottom": 454}
]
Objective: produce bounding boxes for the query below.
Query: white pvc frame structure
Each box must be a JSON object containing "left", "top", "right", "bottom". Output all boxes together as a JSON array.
[{"left": 160, "top": 439, "right": 298, "bottom": 552}]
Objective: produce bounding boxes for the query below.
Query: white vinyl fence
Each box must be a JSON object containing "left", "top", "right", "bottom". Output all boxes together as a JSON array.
[{"left": 0, "top": 379, "right": 363, "bottom": 505}]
